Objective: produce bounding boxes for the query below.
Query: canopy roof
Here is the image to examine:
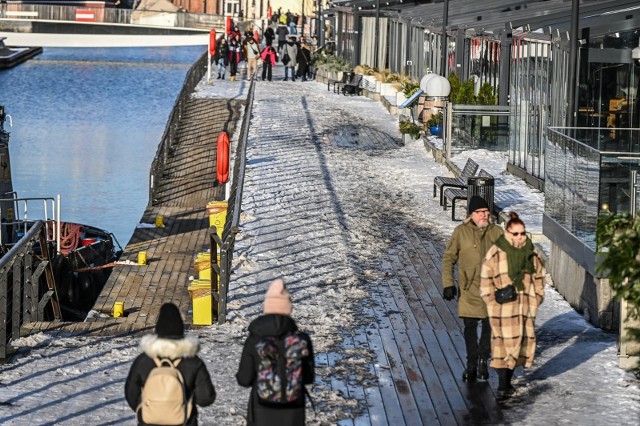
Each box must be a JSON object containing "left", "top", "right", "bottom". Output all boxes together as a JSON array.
[{"left": 329, "top": 0, "right": 640, "bottom": 36}]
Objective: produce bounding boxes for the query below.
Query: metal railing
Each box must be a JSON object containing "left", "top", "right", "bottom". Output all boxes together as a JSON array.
[
  {"left": 149, "top": 52, "right": 208, "bottom": 205},
  {"left": 0, "top": 3, "right": 223, "bottom": 31},
  {"left": 209, "top": 77, "right": 255, "bottom": 325},
  {"left": 443, "top": 103, "right": 511, "bottom": 158},
  {"left": 0, "top": 221, "right": 60, "bottom": 358}
]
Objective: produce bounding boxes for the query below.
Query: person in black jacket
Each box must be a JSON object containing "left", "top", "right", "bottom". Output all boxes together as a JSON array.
[
  {"left": 263, "top": 25, "right": 275, "bottom": 47},
  {"left": 236, "top": 279, "right": 314, "bottom": 426},
  {"left": 125, "top": 303, "right": 216, "bottom": 426}
]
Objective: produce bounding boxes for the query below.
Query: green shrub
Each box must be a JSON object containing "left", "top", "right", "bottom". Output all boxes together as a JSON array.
[
  {"left": 427, "top": 112, "right": 443, "bottom": 127},
  {"left": 402, "top": 81, "right": 421, "bottom": 98},
  {"left": 477, "top": 82, "right": 497, "bottom": 105},
  {"left": 399, "top": 120, "right": 421, "bottom": 139}
]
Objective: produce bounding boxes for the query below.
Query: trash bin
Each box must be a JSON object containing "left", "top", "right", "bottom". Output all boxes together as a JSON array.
[
  {"left": 193, "top": 252, "right": 220, "bottom": 281},
  {"left": 188, "top": 279, "right": 213, "bottom": 325},
  {"left": 206, "top": 201, "right": 228, "bottom": 240},
  {"left": 467, "top": 176, "right": 494, "bottom": 215}
]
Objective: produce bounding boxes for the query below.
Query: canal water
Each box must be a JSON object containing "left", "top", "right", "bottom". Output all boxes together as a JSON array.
[{"left": 0, "top": 46, "right": 204, "bottom": 247}]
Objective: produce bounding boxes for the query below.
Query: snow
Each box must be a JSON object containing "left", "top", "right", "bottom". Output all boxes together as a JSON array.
[{"left": 0, "top": 66, "right": 638, "bottom": 425}]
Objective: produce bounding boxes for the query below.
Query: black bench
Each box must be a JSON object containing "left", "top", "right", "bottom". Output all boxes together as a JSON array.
[
  {"left": 328, "top": 72, "right": 351, "bottom": 93},
  {"left": 443, "top": 169, "right": 494, "bottom": 221},
  {"left": 342, "top": 74, "right": 363, "bottom": 96},
  {"left": 433, "top": 158, "right": 479, "bottom": 206}
]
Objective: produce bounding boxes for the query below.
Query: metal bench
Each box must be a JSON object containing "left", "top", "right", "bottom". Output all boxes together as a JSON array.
[
  {"left": 341, "top": 74, "right": 363, "bottom": 96},
  {"left": 433, "top": 158, "right": 479, "bottom": 206},
  {"left": 443, "top": 169, "right": 494, "bottom": 220},
  {"left": 328, "top": 72, "right": 351, "bottom": 93}
]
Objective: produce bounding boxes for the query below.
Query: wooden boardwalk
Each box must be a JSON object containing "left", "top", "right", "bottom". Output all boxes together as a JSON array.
[
  {"left": 22, "top": 96, "right": 244, "bottom": 336},
  {"left": 346, "top": 227, "right": 504, "bottom": 425}
]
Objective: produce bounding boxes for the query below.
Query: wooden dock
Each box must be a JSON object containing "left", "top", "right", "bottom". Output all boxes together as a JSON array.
[{"left": 22, "top": 96, "right": 244, "bottom": 336}]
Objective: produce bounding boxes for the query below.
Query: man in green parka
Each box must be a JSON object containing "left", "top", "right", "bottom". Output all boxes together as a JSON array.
[{"left": 442, "top": 196, "right": 503, "bottom": 381}]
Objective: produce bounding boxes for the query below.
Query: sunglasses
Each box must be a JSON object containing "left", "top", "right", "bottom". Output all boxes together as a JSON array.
[{"left": 508, "top": 231, "right": 527, "bottom": 237}]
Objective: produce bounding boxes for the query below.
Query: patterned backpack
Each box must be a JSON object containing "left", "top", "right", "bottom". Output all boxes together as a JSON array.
[{"left": 255, "top": 331, "right": 309, "bottom": 405}]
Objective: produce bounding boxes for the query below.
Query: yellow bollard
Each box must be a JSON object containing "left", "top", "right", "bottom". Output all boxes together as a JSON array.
[
  {"left": 155, "top": 215, "right": 164, "bottom": 228},
  {"left": 112, "top": 301, "right": 124, "bottom": 318},
  {"left": 138, "top": 251, "right": 147, "bottom": 265}
]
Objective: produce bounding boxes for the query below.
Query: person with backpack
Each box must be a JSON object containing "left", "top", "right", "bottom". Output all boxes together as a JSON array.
[
  {"left": 260, "top": 45, "right": 278, "bottom": 81},
  {"left": 125, "top": 303, "right": 215, "bottom": 426},
  {"left": 236, "top": 279, "right": 315, "bottom": 426}
]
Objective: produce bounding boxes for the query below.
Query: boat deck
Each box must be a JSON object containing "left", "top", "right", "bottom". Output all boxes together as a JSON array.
[{"left": 22, "top": 96, "right": 244, "bottom": 336}]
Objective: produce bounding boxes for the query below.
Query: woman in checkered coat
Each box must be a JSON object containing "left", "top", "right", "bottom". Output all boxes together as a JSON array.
[{"left": 480, "top": 212, "right": 545, "bottom": 400}]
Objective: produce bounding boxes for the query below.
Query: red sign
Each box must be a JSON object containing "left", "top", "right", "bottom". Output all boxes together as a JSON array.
[{"left": 75, "top": 9, "right": 95, "bottom": 22}]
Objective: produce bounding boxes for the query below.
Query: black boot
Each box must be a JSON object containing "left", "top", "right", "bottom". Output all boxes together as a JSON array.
[
  {"left": 496, "top": 368, "right": 516, "bottom": 401},
  {"left": 217, "top": 73, "right": 221, "bottom": 79},
  {"left": 462, "top": 364, "right": 477, "bottom": 382},
  {"left": 478, "top": 359, "right": 489, "bottom": 380}
]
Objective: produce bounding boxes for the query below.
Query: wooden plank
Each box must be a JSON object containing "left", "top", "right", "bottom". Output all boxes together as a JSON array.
[{"left": 377, "top": 327, "right": 422, "bottom": 424}]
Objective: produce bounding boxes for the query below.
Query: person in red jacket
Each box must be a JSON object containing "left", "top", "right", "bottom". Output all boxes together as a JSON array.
[{"left": 260, "top": 45, "right": 278, "bottom": 81}]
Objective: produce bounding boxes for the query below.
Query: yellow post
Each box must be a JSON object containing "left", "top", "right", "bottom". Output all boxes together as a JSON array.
[
  {"left": 206, "top": 201, "right": 228, "bottom": 240},
  {"left": 138, "top": 251, "right": 147, "bottom": 265},
  {"left": 188, "top": 280, "right": 213, "bottom": 325},
  {"left": 112, "top": 301, "right": 124, "bottom": 318}
]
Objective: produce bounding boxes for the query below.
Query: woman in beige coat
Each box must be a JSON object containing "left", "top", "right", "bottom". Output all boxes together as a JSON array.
[{"left": 480, "top": 212, "right": 545, "bottom": 400}]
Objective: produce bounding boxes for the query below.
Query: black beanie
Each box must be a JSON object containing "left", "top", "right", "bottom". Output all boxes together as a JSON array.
[
  {"left": 468, "top": 195, "right": 489, "bottom": 214},
  {"left": 155, "top": 303, "right": 184, "bottom": 339}
]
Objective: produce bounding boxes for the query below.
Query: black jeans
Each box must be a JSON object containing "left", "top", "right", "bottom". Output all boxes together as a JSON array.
[
  {"left": 262, "top": 62, "right": 272, "bottom": 81},
  {"left": 463, "top": 317, "right": 491, "bottom": 367}
]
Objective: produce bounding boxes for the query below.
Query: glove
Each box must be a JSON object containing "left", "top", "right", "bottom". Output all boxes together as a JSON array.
[{"left": 443, "top": 286, "right": 457, "bottom": 301}]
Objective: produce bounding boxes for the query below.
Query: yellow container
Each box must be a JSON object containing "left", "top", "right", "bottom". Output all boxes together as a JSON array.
[
  {"left": 193, "top": 252, "right": 221, "bottom": 281},
  {"left": 112, "top": 301, "right": 124, "bottom": 318},
  {"left": 206, "top": 201, "right": 228, "bottom": 240},
  {"left": 188, "top": 279, "right": 213, "bottom": 325},
  {"left": 138, "top": 251, "right": 147, "bottom": 265},
  {"left": 155, "top": 215, "right": 164, "bottom": 228}
]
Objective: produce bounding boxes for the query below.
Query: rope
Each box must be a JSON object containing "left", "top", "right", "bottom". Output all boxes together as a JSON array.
[{"left": 59, "top": 223, "right": 84, "bottom": 255}]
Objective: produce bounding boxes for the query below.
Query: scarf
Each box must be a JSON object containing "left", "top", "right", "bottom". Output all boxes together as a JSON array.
[{"left": 494, "top": 235, "right": 536, "bottom": 291}]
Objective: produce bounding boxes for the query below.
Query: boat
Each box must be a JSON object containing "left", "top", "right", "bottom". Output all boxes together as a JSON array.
[
  {"left": 0, "top": 37, "right": 42, "bottom": 70},
  {"left": 0, "top": 105, "right": 122, "bottom": 321}
]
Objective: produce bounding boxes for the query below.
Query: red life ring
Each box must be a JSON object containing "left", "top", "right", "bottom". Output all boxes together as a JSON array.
[
  {"left": 209, "top": 29, "right": 217, "bottom": 56},
  {"left": 226, "top": 16, "right": 232, "bottom": 35},
  {"left": 216, "top": 131, "right": 230, "bottom": 184}
]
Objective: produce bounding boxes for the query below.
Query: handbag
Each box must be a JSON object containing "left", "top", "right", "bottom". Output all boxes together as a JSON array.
[
  {"left": 495, "top": 284, "right": 517, "bottom": 304},
  {"left": 282, "top": 53, "right": 291, "bottom": 65}
]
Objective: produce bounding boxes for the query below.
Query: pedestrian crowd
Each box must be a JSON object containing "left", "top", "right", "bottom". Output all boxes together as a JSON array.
[
  {"left": 212, "top": 18, "right": 315, "bottom": 83},
  {"left": 442, "top": 196, "right": 546, "bottom": 401}
]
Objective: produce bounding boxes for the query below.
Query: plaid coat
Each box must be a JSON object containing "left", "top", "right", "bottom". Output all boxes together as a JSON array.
[{"left": 480, "top": 242, "right": 545, "bottom": 369}]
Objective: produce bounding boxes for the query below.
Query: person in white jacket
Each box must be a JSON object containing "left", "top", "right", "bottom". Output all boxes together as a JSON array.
[{"left": 279, "top": 36, "right": 298, "bottom": 82}]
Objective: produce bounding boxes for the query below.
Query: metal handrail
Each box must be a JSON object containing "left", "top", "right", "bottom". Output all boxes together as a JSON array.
[
  {"left": 211, "top": 76, "right": 256, "bottom": 325},
  {"left": 0, "top": 3, "right": 224, "bottom": 31},
  {"left": 149, "top": 52, "right": 208, "bottom": 205}
]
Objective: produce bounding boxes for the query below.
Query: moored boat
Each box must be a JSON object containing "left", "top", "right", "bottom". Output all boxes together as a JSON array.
[
  {"left": 0, "top": 37, "right": 42, "bottom": 70},
  {"left": 0, "top": 105, "right": 122, "bottom": 321}
]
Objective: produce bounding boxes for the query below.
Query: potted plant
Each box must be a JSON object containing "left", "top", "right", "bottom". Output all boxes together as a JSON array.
[
  {"left": 427, "top": 112, "right": 443, "bottom": 137},
  {"left": 399, "top": 119, "right": 422, "bottom": 142}
]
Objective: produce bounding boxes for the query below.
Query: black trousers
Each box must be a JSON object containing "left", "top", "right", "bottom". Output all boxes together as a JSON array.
[
  {"left": 463, "top": 317, "right": 491, "bottom": 366},
  {"left": 262, "top": 62, "right": 272, "bottom": 81}
]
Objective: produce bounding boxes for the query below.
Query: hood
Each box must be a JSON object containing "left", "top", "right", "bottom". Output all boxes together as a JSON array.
[
  {"left": 287, "top": 41, "right": 295, "bottom": 46},
  {"left": 248, "top": 314, "right": 298, "bottom": 338},
  {"left": 140, "top": 334, "right": 199, "bottom": 359}
]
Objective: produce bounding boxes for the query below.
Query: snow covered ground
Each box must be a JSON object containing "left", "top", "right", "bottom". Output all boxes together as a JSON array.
[{"left": 0, "top": 67, "right": 638, "bottom": 425}]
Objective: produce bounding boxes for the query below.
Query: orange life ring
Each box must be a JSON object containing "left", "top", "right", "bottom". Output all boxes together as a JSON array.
[
  {"left": 209, "top": 29, "right": 217, "bottom": 56},
  {"left": 216, "top": 131, "right": 230, "bottom": 184}
]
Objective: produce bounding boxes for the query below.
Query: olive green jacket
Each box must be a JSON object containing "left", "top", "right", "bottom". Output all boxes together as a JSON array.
[{"left": 442, "top": 218, "right": 503, "bottom": 318}]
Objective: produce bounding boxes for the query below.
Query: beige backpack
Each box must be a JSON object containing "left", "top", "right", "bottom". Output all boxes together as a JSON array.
[{"left": 137, "top": 358, "right": 193, "bottom": 425}]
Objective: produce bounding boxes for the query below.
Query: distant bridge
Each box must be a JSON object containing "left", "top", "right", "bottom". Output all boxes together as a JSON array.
[{"left": 0, "top": 3, "right": 226, "bottom": 47}]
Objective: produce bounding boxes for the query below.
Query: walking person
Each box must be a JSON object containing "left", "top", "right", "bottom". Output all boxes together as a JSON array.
[
  {"left": 296, "top": 41, "right": 311, "bottom": 82},
  {"left": 236, "top": 279, "right": 315, "bottom": 426},
  {"left": 276, "top": 21, "right": 289, "bottom": 50},
  {"left": 125, "top": 303, "right": 216, "bottom": 425},
  {"left": 216, "top": 36, "right": 229, "bottom": 79},
  {"left": 279, "top": 36, "right": 298, "bottom": 81},
  {"left": 263, "top": 25, "right": 275, "bottom": 47},
  {"left": 442, "top": 196, "right": 503, "bottom": 382},
  {"left": 228, "top": 37, "right": 242, "bottom": 81},
  {"left": 480, "top": 212, "right": 545, "bottom": 401},
  {"left": 260, "top": 45, "right": 278, "bottom": 81},
  {"left": 244, "top": 37, "right": 260, "bottom": 80}
]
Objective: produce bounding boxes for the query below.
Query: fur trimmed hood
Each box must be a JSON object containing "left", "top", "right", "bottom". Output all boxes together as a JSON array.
[{"left": 140, "top": 334, "right": 200, "bottom": 359}]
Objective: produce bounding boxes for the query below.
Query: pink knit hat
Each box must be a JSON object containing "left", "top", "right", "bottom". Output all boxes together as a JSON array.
[{"left": 263, "top": 279, "right": 293, "bottom": 316}]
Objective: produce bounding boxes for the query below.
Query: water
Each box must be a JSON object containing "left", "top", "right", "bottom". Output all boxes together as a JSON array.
[{"left": 0, "top": 46, "right": 205, "bottom": 247}]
